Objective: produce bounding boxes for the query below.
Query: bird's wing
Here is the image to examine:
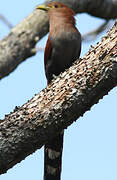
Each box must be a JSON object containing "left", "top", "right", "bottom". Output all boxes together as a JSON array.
[{"left": 44, "top": 37, "right": 52, "bottom": 68}]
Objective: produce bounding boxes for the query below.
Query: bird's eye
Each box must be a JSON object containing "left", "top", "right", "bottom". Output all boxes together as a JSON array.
[{"left": 54, "top": 4, "right": 59, "bottom": 8}]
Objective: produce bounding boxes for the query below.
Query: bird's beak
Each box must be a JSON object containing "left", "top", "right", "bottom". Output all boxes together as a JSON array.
[{"left": 36, "top": 4, "right": 50, "bottom": 11}]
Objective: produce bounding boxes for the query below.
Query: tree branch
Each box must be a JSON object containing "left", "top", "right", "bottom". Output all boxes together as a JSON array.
[
  {"left": 0, "top": 0, "right": 117, "bottom": 80},
  {"left": 82, "top": 20, "right": 109, "bottom": 41},
  {"left": 52, "top": 0, "right": 117, "bottom": 19},
  {"left": 0, "top": 10, "right": 49, "bottom": 79},
  {"left": 0, "top": 14, "right": 13, "bottom": 29},
  {"left": 0, "top": 22, "right": 117, "bottom": 175}
]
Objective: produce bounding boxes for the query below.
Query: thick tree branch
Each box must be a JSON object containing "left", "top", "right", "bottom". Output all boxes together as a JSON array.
[
  {"left": 0, "top": 22, "right": 117, "bottom": 174},
  {"left": 0, "top": 10, "right": 49, "bottom": 79},
  {"left": 0, "top": 0, "right": 117, "bottom": 79},
  {"left": 52, "top": 0, "right": 117, "bottom": 19}
]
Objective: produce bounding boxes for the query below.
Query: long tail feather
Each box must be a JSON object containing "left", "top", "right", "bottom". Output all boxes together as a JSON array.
[{"left": 44, "top": 131, "right": 64, "bottom": 180}]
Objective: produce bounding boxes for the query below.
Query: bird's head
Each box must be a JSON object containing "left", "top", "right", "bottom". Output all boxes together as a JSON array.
[
  {"left": 36, "top": 1, "right": 76, "bottom": 36},
  {"left": 36, "top": 1, "right": 74, "bottom": 15}
]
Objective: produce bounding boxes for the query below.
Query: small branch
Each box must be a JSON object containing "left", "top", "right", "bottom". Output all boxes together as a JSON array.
[
  {"left": 0, "top": 22, "right": 117, "bottom": 174},
  {"left": 0, "top": 14, "right": 13, "bottom": 29},
  {"left": 82, "top": 20, "right": 109, "bottom": 41}
]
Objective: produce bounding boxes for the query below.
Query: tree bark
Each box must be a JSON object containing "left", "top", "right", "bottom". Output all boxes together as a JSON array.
[
  {"left": 0, "top": 0, "right": 117, "bottom": 79},
  {"left": 0, "top": 22, "right": 117, "bottom": 175},
  {"left": 0, "top": 10, "right": 49, "bottom": 79}
]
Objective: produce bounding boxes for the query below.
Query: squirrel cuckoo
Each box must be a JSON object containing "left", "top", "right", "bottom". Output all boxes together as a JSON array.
[{"left": 36, "top": 2, "right": 81, "bottom": 180}]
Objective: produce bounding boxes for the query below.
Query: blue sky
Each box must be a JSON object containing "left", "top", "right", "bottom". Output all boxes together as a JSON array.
[{"left": 0, "top": 1, "right": 117, "bottom": 180}]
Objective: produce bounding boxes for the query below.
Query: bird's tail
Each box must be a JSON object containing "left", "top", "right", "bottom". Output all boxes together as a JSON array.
[{"left": 44, "top": 131, "right": 64, "bottom": 180}]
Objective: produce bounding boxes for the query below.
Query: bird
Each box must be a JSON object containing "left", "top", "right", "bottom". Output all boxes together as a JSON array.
[{"left": 36, "top": 2, "right": 81, "bottom": 180}]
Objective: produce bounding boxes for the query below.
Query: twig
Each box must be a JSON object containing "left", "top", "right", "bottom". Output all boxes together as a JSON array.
[
  {"left": 0, "top": 14, "right": 13, "bottom": 29},
  {"left": 82, "top": 20, "right": 109, "bottom": 42}
]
